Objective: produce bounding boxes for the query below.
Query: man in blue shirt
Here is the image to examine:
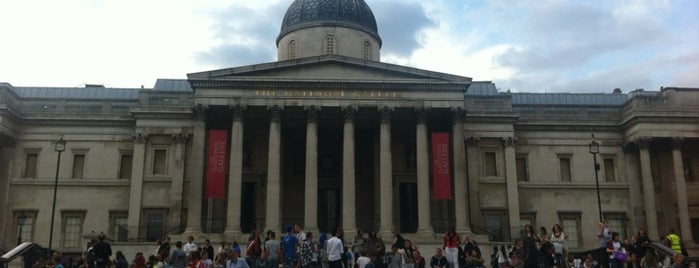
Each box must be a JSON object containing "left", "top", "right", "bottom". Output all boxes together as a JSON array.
[
  {"left": 227, "top": 250, "right": 250, "bottom": 268},
  {"left": 281, "top": 225, "right": 299, "bottom": 268}
]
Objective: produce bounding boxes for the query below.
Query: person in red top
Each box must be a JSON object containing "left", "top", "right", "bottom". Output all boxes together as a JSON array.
[
  {"left": 443, "top": 229, "right": 460, "bottom": 268},
  {"left": 133, "top": 252, "right": 146, "bottom": 268}
]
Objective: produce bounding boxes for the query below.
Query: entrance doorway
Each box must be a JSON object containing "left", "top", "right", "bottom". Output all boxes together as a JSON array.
[
  {"left": 399, "top": 183, "right": 418, "bottom": 233},
  {"left": 318, "top": 188, "right": 341, "bottom": 233},
  {"left": 241, "top": 182, "right": 256, "bottom": 233}
]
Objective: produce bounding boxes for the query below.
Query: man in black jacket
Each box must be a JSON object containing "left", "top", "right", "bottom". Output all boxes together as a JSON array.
[{"left": 93, "top": 234, "right": 112, "bottom": 268}]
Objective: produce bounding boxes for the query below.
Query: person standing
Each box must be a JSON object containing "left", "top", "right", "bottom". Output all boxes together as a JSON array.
[
  {"left": 430, "top": 248, "right": 447, "bottom": 268},
  {"left": 664, "top": 229, "right": 682, "bottom": 255},
  {"left": 521, "top": 225, "right": 539, "bottom": 268},
  {"left": 300, "top": 232, "right": 317, "bottom": 268},
  {"left": 327, "top": 228, "right": 345, "bottom": 268},
  {"left": 93, "top": 234, "right": 112, "bottom": 268},
  {"left": 550, "top": 224, "right": 566, "bottom": 268},
  {"left": 265, "top": 231, "right": 281, "bottom": 268},
  {"left": 171, "top": 241, "right": 188, "bottom": 268},
  {"left": 282, "top": 225, "right": 300, "bottom": 268},
  {"left": 596, "top": 221, "right": 611, "bottom": 268},
  {"left": 203, "top": 240, "right": 215, "bottom": 263},
  {"left": 443, "top": 230, "right": 460, "bottom": 268},
  {"left": 185, "top": 236, "right": 198, "bottom": 255},
  {"left": 227, "top": 251, "right": 251, "bottom": 268}
]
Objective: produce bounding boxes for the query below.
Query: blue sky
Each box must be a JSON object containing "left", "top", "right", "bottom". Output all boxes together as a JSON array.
[{"left": 0, "top": 0, "right": 697, "bottom": 93}]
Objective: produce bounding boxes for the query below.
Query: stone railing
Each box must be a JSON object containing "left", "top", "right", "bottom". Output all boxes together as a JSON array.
[{"left": 139, "top": 91, "right": 194, "bottom": 107}]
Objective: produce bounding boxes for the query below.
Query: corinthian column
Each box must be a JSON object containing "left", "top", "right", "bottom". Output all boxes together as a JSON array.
[
  {"left": 342, "top": 106, "right": 357, "bottom": 235},
  {"left": 416, "top": 108, "right": 434, "bottom": 238},
  {"left": 224, "top": 106, "right": 245, "bottom": 239},
  {"left": 671, "top": 138, "right": 693, "bottom": 241},
  {"left": 379, "top": 107, "right": 394, "bottom": 238},
  {"left": 452, "top": 108, "right": 470, "bottom": 234},
  {"left": 304, "top": 106, "right": 319, "bottom": 233},
  {"left": 265, "top": 106, "right": 282, "bottom": 233},
  {"left": 185, "top": 105, "right": 206, "bottom": 235},
  {"left": 169, "top": 133, "right": 188, "bottom": 232},
  {"left": 127, "top": 133, "right": 147, "bottom": 239},
  {"left": 503, "top": 137, "right": 520, "bottom": 239},
  {"left": 637, "top": 137, "right": 659, "bottom": 240}
]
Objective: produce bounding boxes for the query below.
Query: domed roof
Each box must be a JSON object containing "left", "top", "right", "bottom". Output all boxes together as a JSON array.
[{"left": 278, "top": 0, "right": 381, "bottom": 45}]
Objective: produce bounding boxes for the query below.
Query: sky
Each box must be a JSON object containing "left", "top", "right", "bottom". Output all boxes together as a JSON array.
[{"left": 1, "top": 0, "right": 697, "bottom": 93}]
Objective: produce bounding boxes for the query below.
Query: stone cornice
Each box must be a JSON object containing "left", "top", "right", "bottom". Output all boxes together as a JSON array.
[
  {"left": 464, "top": 114, "right": 518, "bottom": 124},
  {"left": 189, "top": 79, "right": 468, "bottom": 92},
  {"left": 11, "top": 178, "right": 131, "bottom": 187},
  {"left": 620, "top": 114, "right": 699, "bottom": 129},
  {"left": 22, "top": 118, "right": 135, "bottom": 127},
  {"left": 132, "top": 113, "right": 193, "bottom": 120},
  {"left": 517, "top": 182, "right": 630, "bottom": 190},
  {"left": 514, "top": 123, "right": 620, "bottom": 132}
]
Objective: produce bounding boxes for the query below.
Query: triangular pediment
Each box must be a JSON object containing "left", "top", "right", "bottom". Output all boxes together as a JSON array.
[{"left": 187, "top": 55, "right": 471, "bottom": 83}]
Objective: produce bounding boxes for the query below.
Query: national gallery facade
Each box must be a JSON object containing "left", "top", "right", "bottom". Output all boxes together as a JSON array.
[{"left": 1, "top": 0, "right": 698, "bottom": 255}]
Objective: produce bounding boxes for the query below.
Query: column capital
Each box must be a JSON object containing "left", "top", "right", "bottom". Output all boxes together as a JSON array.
[
  {"left": 193, "top": 104, "right": 207, "bottom": 121},
  {"left": 0, "top": 133, "right": 16, "bottom": 148},
  {"left": 622, "top": 142, "right": 638, "bottom": 153},
  {"left": 172, "top": 133, "right": 189, "bottom": 144},
  {"left": 305, "top": 105, "right": 320, "bottom": 123},
  {"left": 132, "top": 133, "right": 148, "bottom": 144},
  {"left": 231, "top": 105, "right": 246, "bottom": 122},
  {"left": 416, "top": 108, "right": 429, "bottom": 124},
  {"left": 502, "top": 136, "right": 517, "bottom": 147},
  {"left": 671, "top": 137, "right": 684, "bottom": 149},
  {"left": 379, "top": 106, "right": 393, "bottom": 124},
  {"left": 342, "top": 106, "right": 356, "bottom": 123},
  {"left": 268, "top": 105, "right": 283, "bottom": 122},
  {"left": 465, "top": 136, "right": 480, "bottom": 146},
  {"left": 451, "top": 107, "right": 466, "bottom": 124},
  {"left": 634, "top": 136, "right": 652, "bottom": 149}
]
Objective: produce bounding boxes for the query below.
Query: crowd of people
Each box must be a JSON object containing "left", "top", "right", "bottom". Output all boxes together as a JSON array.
[
  {"left": 485, "top": 221, "right": 691, "bottom": 268},
  {"left": 35, "top": 222, "right": 691, "bottom": 268}
]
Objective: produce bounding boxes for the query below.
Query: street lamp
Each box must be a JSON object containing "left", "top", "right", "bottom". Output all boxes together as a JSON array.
[
  {"left": 588, "top": 136, "right": 603, "bottom": 222},
  {"left": 48, "top": 138, "right": 66, "bottom": 254}
]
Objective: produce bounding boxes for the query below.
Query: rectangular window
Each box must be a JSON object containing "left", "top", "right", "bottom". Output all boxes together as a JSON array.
[
  {"left": 62, "top": 214, "right": 83, "bottom": 248},
  {"left": 153, "top": 149, "right": 167, "bottom": 175},
  {"left": 72, "top": 154, "right": 85, "bottom": 179},
  {"left": 683, "top": 158, "right": 693, "bottom": 181},
  {"left": 520, "top": 213, "right": 536, "bottom": 231},
  {"left": 559, "top": 157, "right": 572, "bottom": 182},
  {"left": 605, "top": 213, "right": 627, "bottom": 239},
  {"left": 143, "top": 210, "right": 166, "bottom": 242},
  {"left": 604, "top": 158, "right": 616, "bottom": 182},
  {"left": 25, "top": 153, "right": 38, "bottom": 178},
  {"left": 484, "top": 152, "right": 497, "bottom": 177},
  {"left": 119, "top": 154, "right": 133, "bottom": 179},
  {"left": 516, "top": 155, "right": 529, "bottom": 181},
  {"left": 16, "top": 213, "right": 35, "bottom": 243},
  {"left": 559, "top": 213, "right": 581, "bottom": 249},
  {"left": 111, "top": 213, "right": 129, "bottom": 242},
  {"left": 691, "top": 218, "right": 699, "bottom": 243},
  {"left": 484, "top": 211, "right": 505, "bottom": 241}
]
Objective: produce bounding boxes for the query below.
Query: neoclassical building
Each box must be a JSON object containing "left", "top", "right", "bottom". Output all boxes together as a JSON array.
[{"left": 1, "top": 0, "right": 698, "bottom": 257}]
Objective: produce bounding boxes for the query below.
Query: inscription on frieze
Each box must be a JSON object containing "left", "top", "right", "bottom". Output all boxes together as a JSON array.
[{"left": 254, "top": 90, "right": 403, "bottom": 98}]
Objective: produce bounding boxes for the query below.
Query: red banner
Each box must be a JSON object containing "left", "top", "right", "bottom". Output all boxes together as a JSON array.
[
  {"left": 206, "top": 130, "right": 228, "bottom": 199},
  {"left": 431, "top": 132, "right": 452, "bottom": 200}
]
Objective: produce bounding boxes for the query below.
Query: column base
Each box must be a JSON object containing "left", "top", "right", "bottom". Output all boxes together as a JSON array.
[
  {"left": 223, "top": 229, "right": 243, "bottom": 242},
  {"left": 182, "top": 227, "right": 203, "bottom": 239},
  {"left": 456, "top": 227, "right": 472, "bottom": 236},
  {"left": 416, "top": 228, "right": 436, "bottom": 240},
  {"left": 379, "top": 228, "right": 393, "bottom": 242}
]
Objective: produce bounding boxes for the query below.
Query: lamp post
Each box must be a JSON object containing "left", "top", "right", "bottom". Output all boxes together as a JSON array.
[
  {"left": 49, "top": 138, "right": 66, "bottom": 254},
  {"left": 588, "top": 136, "right": 603, "bottom": 222}
]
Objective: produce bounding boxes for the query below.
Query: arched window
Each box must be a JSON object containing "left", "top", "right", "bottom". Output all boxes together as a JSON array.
[
  {"left": 362, "top": 41, "right": 371, "bottom": 59},
  {"left": 325, "top": 35, "right": 335, "bottom": 55},
  {"left": 288, "top": 40, "right": 297, "bottom": 59}
]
